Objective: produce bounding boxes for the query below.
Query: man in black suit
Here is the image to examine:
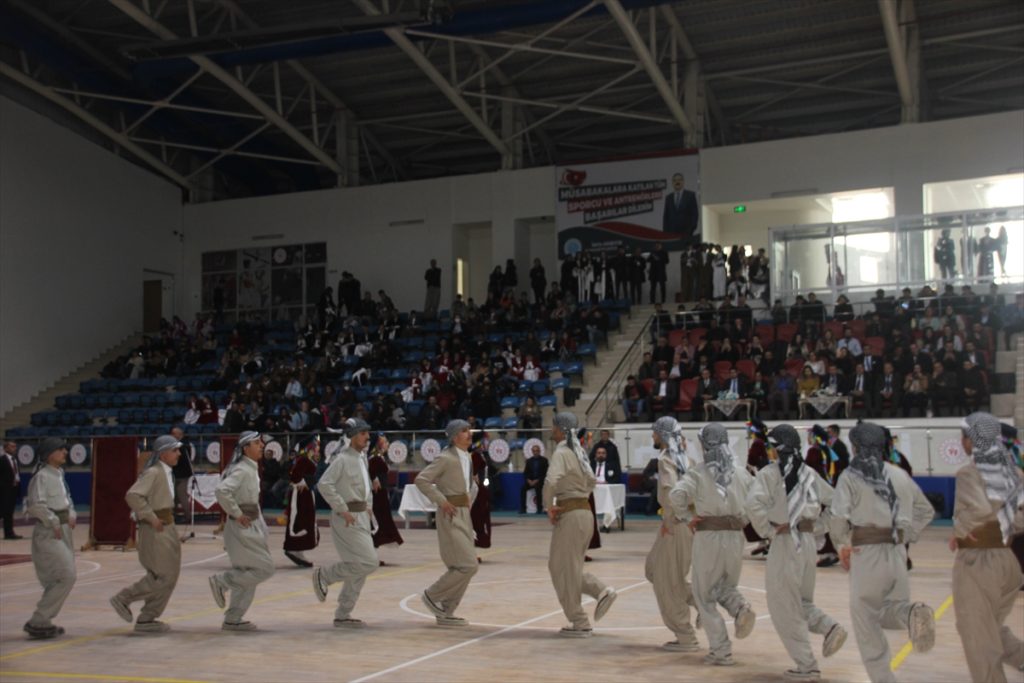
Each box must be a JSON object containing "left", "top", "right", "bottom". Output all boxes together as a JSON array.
[
  {"left": 1, "top": 441, "right": 22, "bottom": 539},
  {"left": 692, "top": 367, "right": 719, "bottom": 420},
  {"left": 662, "top": 173, "right": 699, "bottom": 241},
  {"left": 876, "top": 362, "right": 902, "bottom": 417},
  {"left": 849, "top": 363, "right": 874, "bottom": 416},
  {"left": 628, "top": 247, "right": 646, "bottom": 305},
  {"left": 649, "top": 368, "right": 679, "bottom": 419},
  {"left": 589, "top": 440, "right": 623, "bottom": 486},
  {"left": 860, "top": 343, "right": 881, "bottom": 376},
  {"left": 647, "top": 242, "right": 669, "bottom": 304},
  {"left": 589, "top": 430, "right": 622, "bottom": 482},
  {"left": 960, "top": 359, "right": 987, "bottom": 414},
  {"left": 721, "top": 367, "right": 747, "bottom": 398},
  {"left": 520, "top": 443, "right": 548, "bottom": 514},
  {"left": 962, "top": 341, "right": 986, "bottom": 371},
  {"left": 611, "top": 246, "right": 629, "bottom": 300}
]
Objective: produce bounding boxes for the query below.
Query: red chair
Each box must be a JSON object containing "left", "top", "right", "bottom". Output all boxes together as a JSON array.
[
  {"left": 776, "top": 323, "right": 798, "bottom": 343},
  {"left": 675, "top": 378, "right": 697, "bottom": 413},
  {"left": 824, "top": 321, "right": 844, "bottom": 339},
  {"left": 668, "top": 329, "right": 686, "bottom": 348},
  {"left": 865, "top": 336, "right": 886, "bottom": 357},
  {"left": 688, "top": 328, "right": 708, "bottom": 347},
  {"left": 848, "top": 319, "right": 866, "bottom": 339},
  {"left": 784, "top": 358, "right": 805, "bottom": 377},
  {"left": 642, "top": 378, "right": 655, "bottom": 396},
  {"left": 755, "top": 324, "right": 775, "bottom": 342},
  {"left": 735, "top": 359, "right": 757, "bottom": 381},
  {"left": 714, "top": 360, "right": 733, "bottom": 383}
]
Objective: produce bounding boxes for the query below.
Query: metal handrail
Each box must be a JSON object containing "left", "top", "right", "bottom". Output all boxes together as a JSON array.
[
  {"left": 583, "top": 314, "right": 654, "bottom": 428},
  {"left": 15, "top": 422, "right": 987, "bottom": 480}
]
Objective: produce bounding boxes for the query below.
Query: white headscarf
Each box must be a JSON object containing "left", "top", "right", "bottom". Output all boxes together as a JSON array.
[{"left": 698, "top": 423, "right": 734, "bottom": 498}]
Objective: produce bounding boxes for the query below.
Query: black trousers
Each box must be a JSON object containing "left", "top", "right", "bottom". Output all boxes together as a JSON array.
[
  {"left": 0, "top": 489, "right": 18, "bottom": 536},
  {"left": 649, "top": 279, "right": 666, "bottom": 304},
  {"left": 520, "top": 483, "right": 544, "bottom": 513}
]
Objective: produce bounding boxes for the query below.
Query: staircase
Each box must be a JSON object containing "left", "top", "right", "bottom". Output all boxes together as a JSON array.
[{"left": 0, "top": 333, "right": 142, "bottom": 437}]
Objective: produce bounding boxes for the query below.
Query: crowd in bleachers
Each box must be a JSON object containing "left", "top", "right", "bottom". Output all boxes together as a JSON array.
[
  {"left": 624, "top": 248, "right": 1020, "bottom": 422},
  {"left": 10, "top": 266, "right": 632, "bottom": 443}
]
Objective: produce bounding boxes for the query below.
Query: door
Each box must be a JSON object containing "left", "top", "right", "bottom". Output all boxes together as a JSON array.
[{"left": 143, "top": 280, "right": 162, "bottom": 333}]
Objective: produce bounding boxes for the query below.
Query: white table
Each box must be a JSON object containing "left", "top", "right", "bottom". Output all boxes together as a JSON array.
[
  {"left": 397, "top": 485, "right": 436, "bottom": 528},
  {"left": 594, "top": 483, "right": 626, "bottom": 530}
]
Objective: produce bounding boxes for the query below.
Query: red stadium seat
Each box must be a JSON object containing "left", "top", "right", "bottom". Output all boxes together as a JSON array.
[
  {"left": 776, "top": 323, "right": 798, "bottom": 343},
  {"left": 784, "top": 358, "right": 805, "bottom": 377},
  {"left": 714, "top": 360, "right": 733, "bottom": 383},
  {"left": 735, "top": 359, "right": 757, "bottom": 381},
  {"left": 674, "top": 378, "right": 697, "bottom": 412}
]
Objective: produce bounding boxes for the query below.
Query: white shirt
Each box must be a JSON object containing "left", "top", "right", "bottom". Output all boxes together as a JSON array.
[
  {"left": 594, "top": 461, "right": 607, "bottom": 483},
  {"left": 159, "top": 461, "right": 175, "bottom": 499},
  {"left": 455, "top": 447, "right": 472, "bottom": 491}
]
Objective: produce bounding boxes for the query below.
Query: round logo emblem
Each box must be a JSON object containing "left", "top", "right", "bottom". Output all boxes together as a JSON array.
[
  {"left": 17, "top": 444, "right": 35, "bottom": 466},
  {"left": 264, "top": 440, "right": 284, "bottom": 462},
  {"left": 69, "top": 443, "right": 88, "bottom": 466},
  {"left": 489, "top": 438, "right": 510, "bottom": 463},
  {"left": 563, "top": 238, "right": 582, "bottom": 256},
  {"left": 206, "top": 441, "right": 221, "bottom": 464},
  {"left": 523, "top": 438, "right": 545, "bottom": 458},
  {"left": 420, "top": 438, "right": 441, "bottom": 463},
  {"left": 940, "top": 438, "right": 967, "bottom": 465},
  {"left": 388, "top": 440, "right": 408, "bottom": 464}
]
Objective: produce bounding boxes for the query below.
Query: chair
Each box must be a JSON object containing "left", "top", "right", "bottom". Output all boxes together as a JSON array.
[
  {"left": 755, "top": 324, "right": 775, "bottom": 343},
  {"left": 713, "top": 360, "right": 733, "bottom": 383},
  {"left": 500, "top": 396, "right": 523, "bottom": 410},
  {"left": 550, "top": 377, "right": 571, "bottom": 391},
  {"left": 483, "top": 417, "right": 504, "bottom": 430},
  {"left": 502, "top": 416, "right": 519, "bottom": 430},
  {"left": 784, "top": 358, "right": 805, "bottom": 377},
  {"left": 537, "top": 394, "right": 558, "bottom": 407},
  {"left": 865, "top": 336, "right": 886, "bottom": 357},
  {"left": 576, "top": 343, "right": 598, "bottom": 365},
  {"left": 674, "top": 378, "right": 697, "bottom": 413},
  {"left": 735, "top": 359, "right": 757, "bottom": 381},
  {"left": 668, "top": 330, "right": 686, "bottom": 347}
]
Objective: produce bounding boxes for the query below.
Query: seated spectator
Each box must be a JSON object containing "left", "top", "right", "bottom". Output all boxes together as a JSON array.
[
  {"left": 901, "top": 364, "right": 929, "bottom": 417},
  {"left": 766, "top": 368, "right": 795, "bottom": 419},
  {"left": 518, "top": 396, "right": 542, "bottom": 432},
  {"left": 929, "top": 363, "right": 959, "bottom": 417},
  {"left": 837, "top": 327, "right": 862, "bottom": 357},
  {"left": 520, "top": 444, "right": 548, "bottom": 514},
  {"left": 803, "top": 351, "right": 825, "bottom": 377},
  {"left": 721, "top": 367, "right": 746, "bottom": 398},
  {"left": 877, "top": 361, "right": 902, "bottom": 417},
  {"left": 833, "top": 294, "right": 854, "bottom": 322},
  {"left": 849, "top": 363, "right": 872, "bottom": 416},
  {"left": 649, "top": 368, "right": 678, "bottom": 419},
  {"left": 621, "top": 375, "right": 647, "bottom": 422},
  {"left": 960, "top": 359, "right": 987, "bottom": 413},
  {"left": 797, "top": 366, "right": 821, "bottom": 396},
  {"left": 637, "top": 351, "right": 658, "bottom": 381},
  {"left": 692, "top": 367, "right": 718, "bottom": 420}
]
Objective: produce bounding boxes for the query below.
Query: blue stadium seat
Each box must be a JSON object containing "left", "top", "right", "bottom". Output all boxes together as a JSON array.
[
  {"left": 537, "top": 394, "right": 558, "bottom": 407},
  {"left": 502, "top": 416, "right": 518, "bottom": 430},
  {"left": 576, "top": 343, "right": 597, "bottom": 363},
  {"left": 550, "top": 377, "right": 571, "bottom": 391},
  {"left": 500, "top": 396, "right": 523, "bottom": 410},
  {"left": 483, "top": 417, "right": 504, "bottom": 430}
]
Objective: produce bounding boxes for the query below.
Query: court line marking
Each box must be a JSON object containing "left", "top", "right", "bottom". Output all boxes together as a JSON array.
[
  {"left": 0, "top": 554, "right": 227, "bottom": 598},
  {"left": 890, "top": 594, "right": 953, "bottom": 671},
  {"left": 1, "top": 672, "right": 211, "bottom": 683},
  {"left": 1, "top": 560, "right": 102, "bottom": 589},
  {"left": 350, "top": 580, "right": 651, "bottom": 683},
  {"left": 0, "top": 545, "right": 526, "bottom": 663}
]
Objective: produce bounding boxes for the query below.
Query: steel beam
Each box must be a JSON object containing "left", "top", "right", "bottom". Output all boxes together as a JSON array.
[
  {"left": 404, "top": 28, "right": 633, "bottom": 68},
  {"left": 50, "top": 87, "right": 266, "bottom": 119},
  {"left": 0, "top": 62, "right": 195, "bottom": 192},
  {"left": 213, "top": 0, "right": 408, "bottom": 181},
  {"left": 658, "top": 5, "right": 726, "bottom": 144},
  {"left": 878, "top": 0, "right": 919, "bottom": 122},
  {"left": 130, "top": 136, "right": 323, "bottom": 165},
  {"left": 603, "top": 0, "right": 693, "bottom": 137},
  {"left": 461, "top": 89, "right": 673, "bottom": 125},
  {"left": 107, "top": 0, "right": 343, "bottom": 174},
  {"left": 352, "top": 0, "right": 509, "bottom": 158}
]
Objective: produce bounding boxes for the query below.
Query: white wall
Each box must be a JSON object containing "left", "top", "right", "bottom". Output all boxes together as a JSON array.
[
  {"left": 0, "top": 96, "right": 183, "bottom": 414},
  {"left": 701, "top": 111, "right": 1024, "bottom": 216},
  {"left": 181, "top": 167, "right": 555, "bottom": 318}
]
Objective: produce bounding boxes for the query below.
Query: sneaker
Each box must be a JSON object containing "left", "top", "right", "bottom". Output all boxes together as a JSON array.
[
  {"left": 703, "top": 653, "right": 735, "bottom": 666},
  {"left": 222, "top": 621, "right": 257, "bottom": 631},
  {"left": 109, "top": 596, "right": 133, "bottom": 623},
  {"left": 435, "top": 616, "right": 468, "bottom": 627},
  {"left": 23, "top": 623, "right": 62, "bottom": 640},
  {"left": 134, "top": 621, "right": 170, "bottom": 634},
  {"left": 594, "top": 587, "right": 617, "bottom": 622},
  {"left": 333, "top": 618, "right": 365, "bottom": 629},
  {"left": 208, "top": 575, "right": 226, "bottom": 609},
  {"left": 784, "top": 669, "right": 821, "bottom": 680},
  {"left": 822, "top": 623, "right": 847, "bottom": 658},
  {"left": 558, "top": 626, "right": 593, "bottom": 638},
  {"left": 734, "top": 607, "right": 756, "bottom": 639},
  {"left": 312, "top": 567, "right": 328, "bottom": 603},
  {"left": 816, "top": 555, "right": 839, "bottom": 568},
  {"left": 908, "top": 602, "right": 935, "bottom": 653},
  {"left": 662, "top": 636, "right": 701, "bottom": 652},
  {"left": 421, "top": 592, "right": 446, "bottom": 618}
]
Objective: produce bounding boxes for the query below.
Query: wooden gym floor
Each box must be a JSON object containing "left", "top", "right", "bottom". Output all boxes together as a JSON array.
[{"left": 0, "top": 515, "right": 1021, "bottom": 683}]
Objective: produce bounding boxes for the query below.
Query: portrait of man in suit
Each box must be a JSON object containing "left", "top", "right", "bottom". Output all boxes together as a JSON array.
[{"left": 662, "top": 172, "right": 699, "bottom": 240}]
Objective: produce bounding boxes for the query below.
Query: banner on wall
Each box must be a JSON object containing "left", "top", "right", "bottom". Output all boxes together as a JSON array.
[{"left": 555, "top": 152, "right": 700, "bottom": 257}]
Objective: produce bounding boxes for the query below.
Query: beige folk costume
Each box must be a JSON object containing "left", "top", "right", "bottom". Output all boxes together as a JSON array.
[
  {"left": 645, "top": 416, "right": 698, "bottom": 652},
  {"left": 415, "top": 420, "right": 479, "bottom": 626},
  {"left": 23, "top": 438, "right": 76, "bottom": 640},
  {"left": 828, "top": 422, "right": 935, "bottom": 683},
  {"left": 952, "top": 413, "right": 1024, "bottom": 683},
  {"left": 209, "top": 431, "right": 275, "bottom": 630},
  {"left": 545, "top": 413, "right": 616, "bottom": 638},
  {"left": 313, "top": 418, "right": 379, "bottom": 627},
  {"left": 111, "top": 435, "right": 183, "bottom": 633},
  {"left": 746, "top": 424, "right": 846, "bottom": 681},
  {"left": 668, "top": 423, "right": 756, "bottom": 666}
]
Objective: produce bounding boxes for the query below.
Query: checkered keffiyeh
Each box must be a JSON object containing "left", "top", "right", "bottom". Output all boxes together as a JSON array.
[
  {"left": 964, "top": 412, "right": 1024, "bottom": 544},
  {"left": 654, "top": 416, "right": 687, "bottom": 476},
  {"left": 770, "top": 424, "right": 818, "bottom": 550},
  {"left": 699, "top": 423, "right": 734, "bottom": 498},
  {"left": 848, "top": 422, "right": 901, "bottom": 543}
]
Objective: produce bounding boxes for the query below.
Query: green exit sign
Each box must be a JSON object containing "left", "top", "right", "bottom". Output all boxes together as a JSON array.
[{"left": 734, "top": 205, "right": 747, "bottom": 213}]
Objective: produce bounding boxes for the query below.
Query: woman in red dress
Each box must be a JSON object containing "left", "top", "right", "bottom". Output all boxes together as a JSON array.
[
  {"left": 368, "top": 437, "right": 403, "bottom": 551},
  {"left": 283, "top": 435, "right": 320, "bottom": 567}
]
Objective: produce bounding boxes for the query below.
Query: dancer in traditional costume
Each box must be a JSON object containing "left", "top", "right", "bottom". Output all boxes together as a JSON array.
[{"left": 284, "top": 434, "right": 320, "bottom": 567}]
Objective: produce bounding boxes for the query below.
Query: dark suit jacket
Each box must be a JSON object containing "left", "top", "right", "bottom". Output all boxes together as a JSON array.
[
  {"left": 649, "top": 378, "right": 680, "bottom": 407},
  {"left": 588, "top": 453, "right": 623, "bottom": 485},
  {"left": 0, "top": 455, "right": 18, "bottom": 492},
  {"left": 822, "top": 373, "right": 850, "bottom": 395},
  {"left": 697, "top": 378, "right": 719, "bottom": 399},
  {"left": 523, "top": 455, "right": 548, "bottom": 484},
  {"left": 721, "top": 376, "right": 747, "bottom": 398},
  {"left": 663, "top": 189, "right": 699, "bottom": 237}
]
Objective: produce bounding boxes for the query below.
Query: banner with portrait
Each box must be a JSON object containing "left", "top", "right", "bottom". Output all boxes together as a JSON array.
[{"left": 556, "top": 152, "right": 700, "bottom": 257}]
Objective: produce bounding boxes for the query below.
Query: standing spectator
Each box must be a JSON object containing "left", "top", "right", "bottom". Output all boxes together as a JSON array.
[
  {"left": 520, "top": 443, "right": 548, "bottom": 514},
  {"left": 423, "top": 259, "right": 442, "bottom": 319},
  {"left": 629, "top": 247, "right": 646, "bottom": 305},
  {"left": 529, "top": 258, "right": 547, "bottom": 305},
  {"left": 1, "top": 441, "right": 22, "bottom": 539},
  {"left": 611, "top": 246, "right": 629, "bottom": 300},
  {"left": 711, "top": 246, "right": 728, "bottom": 300},
  {"left": 169, "top": 427, "right": 194, "bottom": 525},
  {"left": 647, "top": 243, "right": 669, "bottom": 304}
]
